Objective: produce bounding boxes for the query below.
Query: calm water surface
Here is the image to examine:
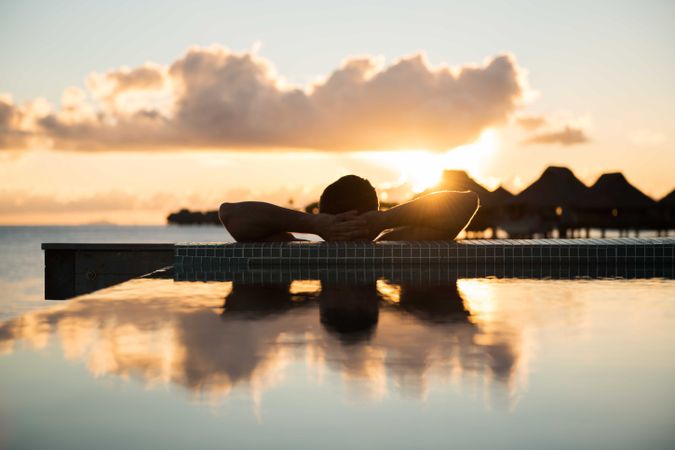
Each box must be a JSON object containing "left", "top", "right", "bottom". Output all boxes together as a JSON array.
[
  {"left": 0, "top": 227, "right": 674, "bottom": 449},
  {"left": 0, "top": 225, "right": 231, "bottom": 318},
  {"left": 1, "top": 275, "right": 674, "bottom": 449}
]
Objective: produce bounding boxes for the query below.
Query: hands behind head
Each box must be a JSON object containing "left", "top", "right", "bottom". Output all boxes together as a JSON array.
[{"left": 313, "top": 210, "right": 383, "bottom": 241}]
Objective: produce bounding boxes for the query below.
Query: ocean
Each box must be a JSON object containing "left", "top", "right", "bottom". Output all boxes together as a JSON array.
[{"left": 0, "top": 225, "right": 233, "bottom": 319}]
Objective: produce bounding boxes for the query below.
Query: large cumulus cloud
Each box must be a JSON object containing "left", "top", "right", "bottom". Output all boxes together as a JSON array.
[{"left": 1, "top": 45, "right": 528, "bottom": 151}]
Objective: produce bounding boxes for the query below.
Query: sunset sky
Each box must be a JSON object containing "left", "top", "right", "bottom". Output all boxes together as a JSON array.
[{"left": 1, "top": 0, "right": 673, "bottom": 224}]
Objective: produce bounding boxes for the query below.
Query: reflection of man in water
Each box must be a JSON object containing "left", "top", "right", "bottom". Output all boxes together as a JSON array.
[
  {"left": 319, "top": 282, "right": 380, "bottom": 343},
  {"left": 222, "top": 280, "right": 380, "bottom": 341},
  {"left": 222, "top": 277, "right": 471, "bottom": 338},
  {"left": 219, "top": 175, "right": 478, "bottom": 242}
]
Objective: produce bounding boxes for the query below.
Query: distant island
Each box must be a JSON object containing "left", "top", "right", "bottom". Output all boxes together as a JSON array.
[{"left": 168, "top": 166, "right": 675, "bottom": 239}]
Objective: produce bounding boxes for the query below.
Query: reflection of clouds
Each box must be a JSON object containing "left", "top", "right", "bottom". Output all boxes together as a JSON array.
[
  {"left": 0, "top": 277, "right": 46, "bottom": 320},
  {"left": 0, "top": 277, "right": 528, "bottom": 411}
]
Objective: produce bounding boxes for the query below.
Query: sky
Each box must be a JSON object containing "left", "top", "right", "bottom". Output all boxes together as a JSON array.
[{"left": 1, "top": 0, "right": 674, "bottom": 224}]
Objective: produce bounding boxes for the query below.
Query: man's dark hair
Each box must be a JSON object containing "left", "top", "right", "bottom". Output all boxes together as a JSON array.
[{"left": 319, "top": 175, "right": 379, "bottom": 214}]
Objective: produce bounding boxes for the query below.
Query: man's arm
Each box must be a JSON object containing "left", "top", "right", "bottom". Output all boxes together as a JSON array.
[
  {"left": 218, "top": 202, "right": 369, "bottom": 242},
  {"left": 360, "top": 191, "right": 479, "bottom": 241}
]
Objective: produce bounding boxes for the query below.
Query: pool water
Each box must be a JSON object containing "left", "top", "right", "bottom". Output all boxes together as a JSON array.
[{"left": 1, "top": 275, "right": 674, "bottom": 449}]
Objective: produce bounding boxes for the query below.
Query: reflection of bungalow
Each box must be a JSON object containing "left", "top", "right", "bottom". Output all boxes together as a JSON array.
[
  {"left": 503, "top": 166, "right": 598, "bottom": 238},
  {"left": 587, "top": 173, "right": 657, "bottom": 236}
]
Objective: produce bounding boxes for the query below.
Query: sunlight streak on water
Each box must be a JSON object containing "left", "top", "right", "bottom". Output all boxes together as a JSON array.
[{"left": 1, "top": 276, "right": 674, "bottom": 449}]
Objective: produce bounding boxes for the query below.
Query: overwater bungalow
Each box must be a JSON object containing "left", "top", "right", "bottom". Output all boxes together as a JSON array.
[
  {"left": 659, "top": 189, "right": 675, "bottom": 232},
  {"left": 420, "top": 170, "right": 513, "bottom": 236},
  {"left": 587, "top": 172, "right": 657, "bottom": 236},
  {"left": 502, "top": 166, "right": 600, "bottom": 238},
  {"left": 166, "top": 167, "right": 673, "bottom": 238}
]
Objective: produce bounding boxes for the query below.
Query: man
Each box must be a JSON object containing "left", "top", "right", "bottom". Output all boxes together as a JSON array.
[{"left": 218, "top": 174, "right": 479, "bottom": 242}]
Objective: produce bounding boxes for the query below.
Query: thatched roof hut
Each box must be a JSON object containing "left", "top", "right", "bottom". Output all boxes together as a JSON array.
[
  {"left": 660, "top": 189, "right": 675, "bottom": 206},
  {"left": 465, "top": 185, "right": 516, "bottom": 233},
  {"left": 433, "top": 170, "right": 492, "bottom": 199},
  {"left": 513, "top": 166, "right": 597, "bottom": 209},
  {"left": 586, "top": 173, "right": 657, "bottom": 229},
  {"left": 484, "top": 186, "right": 514, "bottom": 207},
  {"left": 589, "top": 173, "right": 655, "bottom": 209},
  {"left": 659, "top": 189, "right": 675, "bottom": 228}
]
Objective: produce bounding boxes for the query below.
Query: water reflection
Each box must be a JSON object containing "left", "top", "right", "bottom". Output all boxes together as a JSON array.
[{"left": 0, "top": 276, "right": 526, "bottom": 409}]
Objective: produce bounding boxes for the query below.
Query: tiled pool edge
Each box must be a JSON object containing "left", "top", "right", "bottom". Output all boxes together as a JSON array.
[{"left": 175, "top": 238, "right": 675, "bottom": 271}]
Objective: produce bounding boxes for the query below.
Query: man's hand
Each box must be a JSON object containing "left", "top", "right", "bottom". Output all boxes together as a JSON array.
[
  {"left": 313, "top": 210, "right": 372, "bottom": 241},
  {"left": 357, "top": 210, "right": 386, "bottom": 240}
]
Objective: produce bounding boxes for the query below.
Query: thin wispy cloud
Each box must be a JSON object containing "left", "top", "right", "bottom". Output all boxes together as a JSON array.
[
  {"left": 516, "top": 114, "right": 547, "bottom": 131},
  {"left": 524, "top": 125, "right": 589, "bottom": 146},
  {"left": 1, "top": 45, "right": 528, "bottom": 152}
]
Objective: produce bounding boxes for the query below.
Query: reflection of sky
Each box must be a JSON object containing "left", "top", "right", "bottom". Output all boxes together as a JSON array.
[
  {"left": 1, "top": 277, "right": 675, "bottom": 449},
  {"left": 0, "top": 226, "right": 231, "bottom": 319},
  {"left": 0, "top": 278, "right": 525, "bottom": 408}
]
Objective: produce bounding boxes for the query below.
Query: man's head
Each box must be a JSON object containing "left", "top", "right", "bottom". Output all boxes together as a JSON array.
[{"left": 319, "top": 175, "right": 379, "bottom": 215}]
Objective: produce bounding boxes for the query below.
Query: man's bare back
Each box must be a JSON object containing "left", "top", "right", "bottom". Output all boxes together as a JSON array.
[{"left": 218, "top": 175, "right": 479, "bottom": 242}]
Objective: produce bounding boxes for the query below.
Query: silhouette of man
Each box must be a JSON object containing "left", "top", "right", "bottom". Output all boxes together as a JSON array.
[{"left": 219, "top": 174, "right": 478, "bottom": 242}]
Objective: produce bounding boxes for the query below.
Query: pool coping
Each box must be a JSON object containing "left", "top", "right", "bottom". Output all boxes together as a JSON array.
[
  {"left": 175, "top": 238, "right": 675, "bottom": 270},
  {"left": 42, "top": 238, "right": 675, "bottom": 299}
]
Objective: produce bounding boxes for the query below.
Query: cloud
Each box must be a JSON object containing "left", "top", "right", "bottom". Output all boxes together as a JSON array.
[
  {"left": 0, "top": 189, "right": 176, "bottom": 214},
  {"left": 0, "top": 94, "right": 51, "bottom": 149},
  {"left": 516, "top": 114, "right": 547, "bottom": 131},
  {"left": 524, "top": 125, "right": 589, "bottom": 146},
  {"left": 1, "top": 45, "right": 528, "bottom": 152}
]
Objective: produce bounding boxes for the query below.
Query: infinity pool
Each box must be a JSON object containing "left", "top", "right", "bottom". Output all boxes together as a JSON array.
[{"left": 1, "top": 275, "right": 674, "bottom": 449}]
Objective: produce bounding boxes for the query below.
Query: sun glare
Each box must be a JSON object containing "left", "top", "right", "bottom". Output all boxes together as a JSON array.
[{"left": 368, "top": 129, "right": 499, "bottom": 194}]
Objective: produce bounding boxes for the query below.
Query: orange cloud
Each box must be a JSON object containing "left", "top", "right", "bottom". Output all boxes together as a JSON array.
[{"left": 1, "top": 45, "right": 529, "bottom": 152}]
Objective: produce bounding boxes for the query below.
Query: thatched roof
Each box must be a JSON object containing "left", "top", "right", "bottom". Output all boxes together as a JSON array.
[
  {"left": 589, "top": 173, "right": 655, "bottom": 209},
  {"left": 483, "top": 186, "right": 514, "bottom": 207},
  {"left": 660, "top": 189, "right": 675, "bottom": 206},
  {"left": 427, "top": 170, "right": 492, "bottom": 201},
  {"left": 514, "top": 166, "right": 599, "bottom": 208}
]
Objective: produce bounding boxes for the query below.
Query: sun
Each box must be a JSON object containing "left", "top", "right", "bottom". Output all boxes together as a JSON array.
[{"left": 382, "top": 129, "right": 499, "bottom": 193}]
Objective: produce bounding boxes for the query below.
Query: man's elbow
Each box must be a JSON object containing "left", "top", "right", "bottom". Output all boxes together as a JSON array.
[
  {"left": 466, "top": 191, "right": 480, "bottom": 211},
  {"left": 218, "top": 202, "right": 234, "bottom": 226},
  {"left": 218, "top": 202, "right": 245, "bottom": 240},
  {"left": 458, "top": 191, "right": 480, "bottom": 219}
]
